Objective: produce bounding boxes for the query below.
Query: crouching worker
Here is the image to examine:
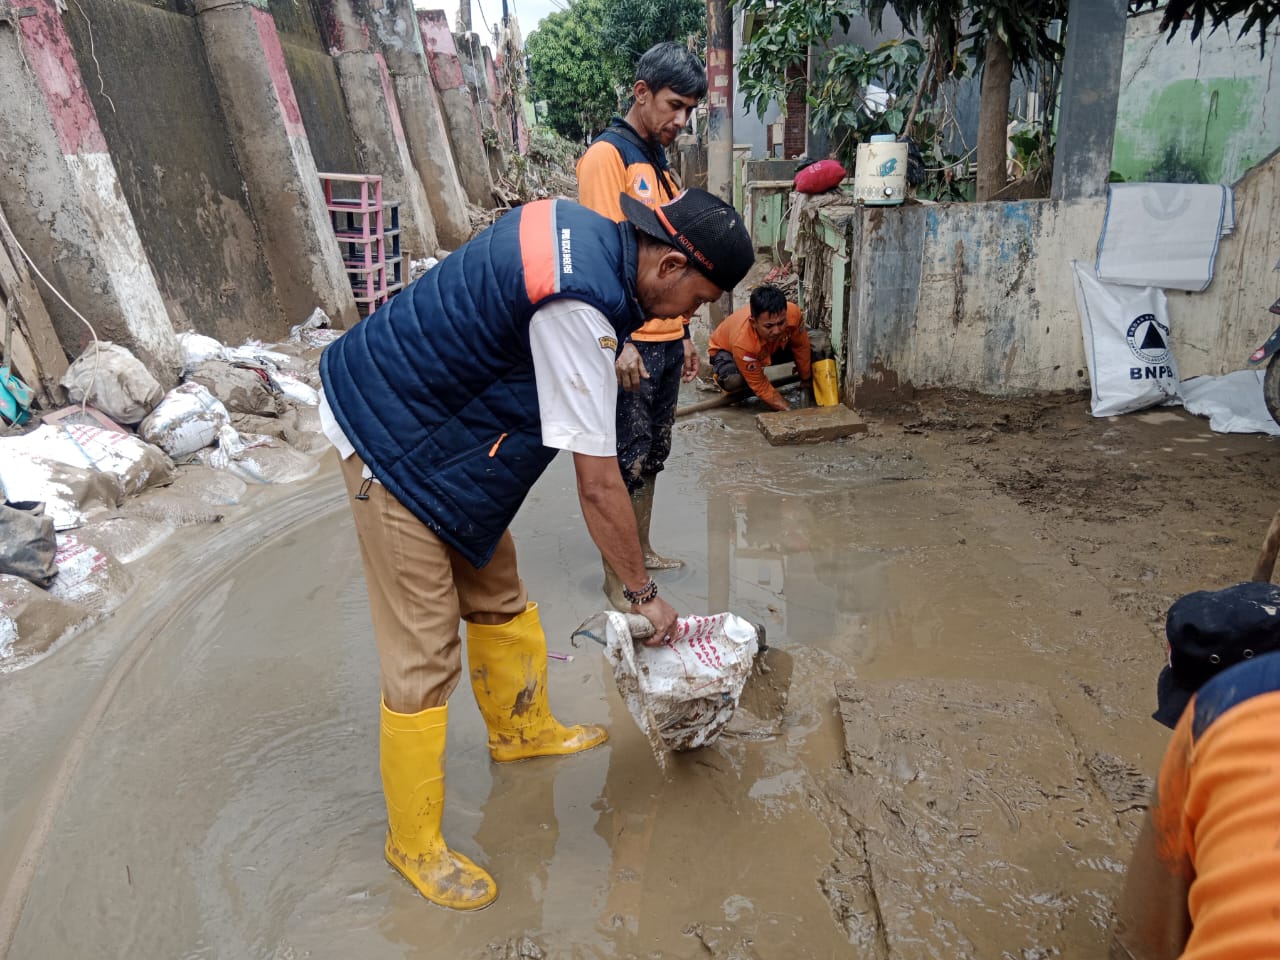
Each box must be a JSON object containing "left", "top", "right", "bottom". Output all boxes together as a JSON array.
[
  {"left": 317, "top": 188, "right": 752, "bottom": 911},
  {"left": 708, "top": 284, "right": 811, "bottom": 411},
  {"left": 1110, "top": 581, "right": 1280, "bottom": 958}
]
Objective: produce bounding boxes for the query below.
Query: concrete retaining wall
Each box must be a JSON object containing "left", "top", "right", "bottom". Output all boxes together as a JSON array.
[
  {"left": 269, "top": 0, "right": 362, "bottom": 176},
  {"left": 62, "top": 0, "right": 283, "bottom": 344}
]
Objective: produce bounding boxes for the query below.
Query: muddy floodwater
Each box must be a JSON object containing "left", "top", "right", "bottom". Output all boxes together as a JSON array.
[{"left": 4, "top": 392, "right": 1278, "bottom": 959}]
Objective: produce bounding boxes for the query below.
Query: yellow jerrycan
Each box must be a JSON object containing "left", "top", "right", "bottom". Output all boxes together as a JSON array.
[{"left": 809, "top": 330, "right": 839, "bottom": 406}]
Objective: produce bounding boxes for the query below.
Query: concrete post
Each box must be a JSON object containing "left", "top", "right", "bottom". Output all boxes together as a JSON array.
[
  {"left": 0, "top": 0, "right": 180, "bottom": 379},
  {"left": 363, "top": 0, "right": 472, "bottom": 250},
  {"left": 456, "top": 31, "right": 509, "bottom": 186},
  {"left": 707, "top": 0, "right": 735, "bottom": 309},
  {"left": 418, "top": 10, "right": 495, "bottom": 207},
  {"left": 317, "top": 0, "right": 439, "bottom": 259},
  {"left": 1050, "top": 0, "right": 1128, "bottom": 201},
  {"left": 706, "top": 0, "right": 734, "bottom": 204},
  {"left": 194, "top": 0, "right": 357, "bottom": 328}
]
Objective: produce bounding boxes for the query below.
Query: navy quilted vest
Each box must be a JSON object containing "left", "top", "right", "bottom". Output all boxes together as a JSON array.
[{"left": 320, "top": 199, "right": 644, "bottom": 567}]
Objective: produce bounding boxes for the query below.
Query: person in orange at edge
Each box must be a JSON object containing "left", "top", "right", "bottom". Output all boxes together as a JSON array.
[
  {"left": 1110, "top": 581, "right": 1280, "bottom": 959},
  {"left": 576, "top": 41, "right": 711, "bottom": 609},
  {"left": 708, "top": 284, "right": 812, "bottom": 411}
]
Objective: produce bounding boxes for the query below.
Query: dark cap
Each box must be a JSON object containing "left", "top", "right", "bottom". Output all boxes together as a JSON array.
[
  {"left": 1153, "top": 581, "right": 1280, "bottom": 728},
  {"left": 620, "top": 188, "right": 754, "bottom": 293}
]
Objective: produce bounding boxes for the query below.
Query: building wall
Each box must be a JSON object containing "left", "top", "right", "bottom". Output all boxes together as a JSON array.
[
  {"left": 61, "top": 0, "right": 284, "bottom": 343},
  {"left": 839, "top": 152, "right": 1280, "bottom": 403},
  {"left": 1112, "top": 14, "right": 1280, "bottom": 185},
  {"left": 269, "top": 0, "right": 363, "bottom": 176}
]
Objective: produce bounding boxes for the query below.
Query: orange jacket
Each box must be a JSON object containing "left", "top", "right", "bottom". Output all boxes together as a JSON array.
[
  {"left": 708, "top": 302, "right": 811, "bottom": 408},
  {"left": 1112, "top": 679, "right": 1280, "bottom": 959},
  {"left": 576, "top": 124, "right": 686, "bottom": 342}
]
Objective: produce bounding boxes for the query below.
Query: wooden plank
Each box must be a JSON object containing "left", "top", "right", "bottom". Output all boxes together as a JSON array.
[{"left": 0, "top": 208, "right": 68, "bottom": 404}]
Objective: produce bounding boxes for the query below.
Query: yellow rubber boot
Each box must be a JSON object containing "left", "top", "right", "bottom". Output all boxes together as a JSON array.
[
  {"left": 467, "top": 602, "right": 608, "bottom": 762},
  {"left": 380, "top": 701, "right": 498, "bottom": 910}
]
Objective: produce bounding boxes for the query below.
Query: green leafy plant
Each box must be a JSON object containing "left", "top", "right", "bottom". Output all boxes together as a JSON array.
[{"left": 527, "top": 0, "right": 705, "bottom": 143}]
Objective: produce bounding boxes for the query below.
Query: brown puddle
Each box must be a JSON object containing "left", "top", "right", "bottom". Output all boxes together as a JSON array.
[{"left": 3, "top": 398, "right": 1221, "bottom": 959}]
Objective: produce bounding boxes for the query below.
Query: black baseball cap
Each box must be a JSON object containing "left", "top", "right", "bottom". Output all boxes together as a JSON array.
[
  {"left": 620, "top": 188, "right": 754, "bottom": 293},
  {"left": 1153, "top": 581, "right": 1280, "bottom": 728}
]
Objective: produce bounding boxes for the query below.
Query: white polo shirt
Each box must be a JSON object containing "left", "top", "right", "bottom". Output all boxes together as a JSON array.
[{"left": 319, "top": 298, "right": 619, "bottom": 469}]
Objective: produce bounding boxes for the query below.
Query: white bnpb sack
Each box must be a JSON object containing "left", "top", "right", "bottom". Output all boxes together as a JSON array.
[
  {"left": 574, "top": 611, "right": 760, "bottom": 769},
  {"left": 1072, "top": 261, "right": 1180, "bottom": 417}
]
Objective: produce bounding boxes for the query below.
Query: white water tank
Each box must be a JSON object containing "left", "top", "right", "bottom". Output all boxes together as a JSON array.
[{"left": 854, "top": 134, "right": 908, "bottom": 206}]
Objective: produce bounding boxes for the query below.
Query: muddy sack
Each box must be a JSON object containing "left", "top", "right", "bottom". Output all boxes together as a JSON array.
[
  {"left": 1072, "top": 261, "right": 1180, "bottom": 417},
  {"left": 0, "top": 423, "right": 173, "bottom": 529},
  {"left": 186, "top": 360, "right": 281, "bottom": 418},
  {"left": 60, "top": 342, "right": 164, "bottom": 425},
  {"left": 139, "top": 382, "right": 232, "bottom": 458},
  {"left": 0, "top": 502, "right": 57, "bottom": 587},
  {"left": 574, "top": 611, "right": 760, "bottom": 769}
]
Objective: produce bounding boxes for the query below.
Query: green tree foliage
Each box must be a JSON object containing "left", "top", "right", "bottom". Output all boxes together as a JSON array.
[
  {"left": 603, "top": 0, "right": 705, "bottom": 67},
  {"left": 527, "top": 0, "right": 705, "bottom": 142},
  {"left": 1129, "top": 0, "right": 1279, "bottom": 54},
  {"left": 526, "top": 0, "right": 617, "bottom": 142}
]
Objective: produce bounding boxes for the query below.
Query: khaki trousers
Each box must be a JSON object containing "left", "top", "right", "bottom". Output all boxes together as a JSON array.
[{"left": 340, "top": 454, "right": 528, "bottom": 714}]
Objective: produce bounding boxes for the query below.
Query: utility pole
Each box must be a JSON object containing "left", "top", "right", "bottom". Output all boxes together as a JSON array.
[
  {"left": 458, "top": 0, "right": 471, "bottom": 33},
  {"left": 705, "top": 0, "right": 733, "bottom": 205},
  {"left": 500, "top": 0, "right": 520, "bottom": 147}
]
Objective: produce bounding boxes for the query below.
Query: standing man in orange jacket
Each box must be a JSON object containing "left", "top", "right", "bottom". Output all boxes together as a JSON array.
[{"left": 577, "top": 42, "right": 722, "bottom": 609}]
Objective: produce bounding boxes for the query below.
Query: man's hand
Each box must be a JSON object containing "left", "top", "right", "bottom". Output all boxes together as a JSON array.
[
  {"left": 681, "top": 338, "right": 700, "bottom": 383},
  {"left": 634, "top": 594, "right": 678, "bottom": 646},
  {"left": 616, "top": 342, "right": 648, "bottom": 391}
]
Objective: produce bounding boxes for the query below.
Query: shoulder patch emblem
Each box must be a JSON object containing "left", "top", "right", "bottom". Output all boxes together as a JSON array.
[
  {"left": 598, "top": 335, "right": 618, "bottom": 351},
  {"left": 633, "top": 174, "right": 653, "bottom": 200}
]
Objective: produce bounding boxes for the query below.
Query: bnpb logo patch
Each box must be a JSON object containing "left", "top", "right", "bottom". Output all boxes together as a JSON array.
[{"left": 1126, "top": 313, "right": 1174, "bottom": 381}]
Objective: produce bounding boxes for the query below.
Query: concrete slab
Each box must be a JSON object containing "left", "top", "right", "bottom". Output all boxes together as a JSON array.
[{"left": 755, "top": 404, "right": 868, "bottom": 445}]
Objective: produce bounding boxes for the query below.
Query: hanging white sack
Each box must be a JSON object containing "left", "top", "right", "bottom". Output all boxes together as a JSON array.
[{"left": 1072, "top": 261, "right": 1180, "bottom": 418}]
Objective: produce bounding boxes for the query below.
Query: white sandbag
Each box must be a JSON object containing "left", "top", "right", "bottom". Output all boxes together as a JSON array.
[
  {"left": 177, "top": 331, "right": 226, "bottom": 372},
  {"left": 574, "top": 611, "right": 761, "bottom": 769},
  {"left": 1179, "top": 369, "right": 1280, "bottom": 436},
  {"left": 0, "top": 423, "right": 173, "bottom": 529},
  {"left": 60, "top": 341, "right": 164, "bottom": 424},
  {"left": 199, "top": 427, "right": 319, "bottom": 484},
  {"left": 46, "top": 530, "right": 132, "bottom": 612},
  {"left": 138, "top": 382, "right": 232, "bottom": 458},
  {"left": 290, "top": 309, "right": 342, "bottom": 350},
  {"left": 1072, "top": 261, "right": 1180, "bottom": 417},
  {"left": 270, "top": 371, "right": 319, "bottom": 406}
]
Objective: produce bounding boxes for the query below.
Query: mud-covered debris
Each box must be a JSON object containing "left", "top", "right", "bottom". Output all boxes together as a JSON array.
[{"left": 485, "top": 936, "right": 544, "bottom": 959}]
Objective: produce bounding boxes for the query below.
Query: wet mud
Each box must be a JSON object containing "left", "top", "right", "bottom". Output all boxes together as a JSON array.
[{"left": 3, "top": 391, "right": 1279, "bottom": 958}]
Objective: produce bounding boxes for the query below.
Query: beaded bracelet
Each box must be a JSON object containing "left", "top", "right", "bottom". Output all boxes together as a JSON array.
[{"left": 622, "top": 577, "right": 658, "bottom": 605}]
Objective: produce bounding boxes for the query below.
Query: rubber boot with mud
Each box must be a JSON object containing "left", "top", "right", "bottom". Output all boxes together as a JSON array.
[
  {"left": 632, "top": 478, "right": 683, "bottom": 569},
  {"left": 467, "top": 602, "right": 608, "bottom": 762},
  {"left": 601, "top": 559, "right": 629, "bottom": 612},
  {"left": 380, "top": 700, "right": 498, "bottom": 910}
]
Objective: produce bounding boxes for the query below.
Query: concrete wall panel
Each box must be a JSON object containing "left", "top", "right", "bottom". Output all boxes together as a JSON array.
[
  {"left": 1166, "top": 151, "right": 1280, "bottom": 377},
  {"left": 269, "top": 0, "right": 362, "bottom": 176},
  {"left": 846, "top": 200, "right": 1106, "bottom": 403},
  {"left": 62, "top": 0, "right": 283, "bottom": 344},
  {"left": 1114, "top": 14, "right": 1280, "bottom": 185}
]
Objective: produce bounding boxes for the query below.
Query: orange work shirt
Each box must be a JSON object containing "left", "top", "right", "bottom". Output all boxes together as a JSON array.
[
  {"left": 1113, "top": 664, "right": 1280, "bottom": 959},
  {"left": 708, "top": 302, "right": 812, "bottom": 408},
  {"left": 576, "top": 131, "right": 686, "bottom": 342}
]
